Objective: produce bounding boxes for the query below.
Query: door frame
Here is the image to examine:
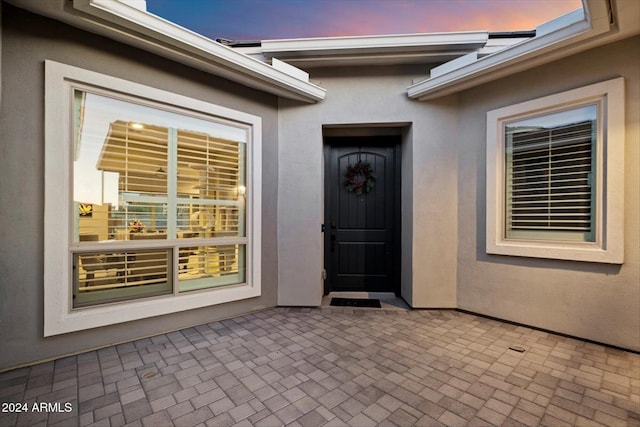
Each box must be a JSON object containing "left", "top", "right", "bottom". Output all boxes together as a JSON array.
[{"left": 323, "top": 134, "right": 402, "bottom": 295}]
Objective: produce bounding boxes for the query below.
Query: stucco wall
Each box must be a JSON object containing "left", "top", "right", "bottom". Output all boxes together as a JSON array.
[
  {"left": 0, "top": 5, "right": 279, "bottom": 370},
  {"left": 277, "top": 65, "right": 459, "bottom": 308},
  {"left": 456, "top": 35, "right": 640, "bottom": 351}
]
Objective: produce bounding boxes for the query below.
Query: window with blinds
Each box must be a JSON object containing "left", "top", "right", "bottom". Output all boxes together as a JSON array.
[
  {"left": 72, "top": 90, "right": 248, "bottom": 307},
  {"left": 45, "top": 61, "right": 263, "bottom": 334},
  {"left": 486, "top": 78, "right": 624, "bottom": 263},
  {"left": 504, "top": 105, "right": 597, "bottom": 242}
]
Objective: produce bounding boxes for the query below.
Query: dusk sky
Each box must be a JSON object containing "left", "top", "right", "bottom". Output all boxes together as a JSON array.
[{"left": 146, "top": 0, "right": 583, "bottom": 41}]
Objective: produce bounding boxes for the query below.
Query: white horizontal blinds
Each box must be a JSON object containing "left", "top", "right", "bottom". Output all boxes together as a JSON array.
[
  {"left": 176, "top": 130, "right": 243, "bottom": 238},
  {"left": 74, "top": 91, "right": 170, "bottom": 242},
  {"left": 505, "top": 105, "right": 597, "bottom": 241},
  {"left": 178, "top": 245, "right": 245, "bottom": 292},
  {"left": 177, "top": 131, "right": 240, "bottom": 200},
  {"left": 100, "top": 121, "right": 169, "bottom": 197},
  {"left": 106, "top": 121, "right": 168, "bottom": 237},
  {"left": 73, "top": 249, "right": 172, "bottom": 307}
]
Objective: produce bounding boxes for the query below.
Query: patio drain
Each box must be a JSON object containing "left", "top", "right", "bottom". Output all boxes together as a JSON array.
[
  {"left": 509, "top": 345, "right": 526, "bottom": 353},
  {"left": 140, "top": 369, "right": 160, "bottom": 379}
]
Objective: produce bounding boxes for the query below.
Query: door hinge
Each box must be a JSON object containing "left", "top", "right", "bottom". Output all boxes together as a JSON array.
[
  {"left": 322, "top": 269, "right": 327, "bottom": 280},
  {"left": 321, "top": 224, "right": 326, "bottom": 233}
]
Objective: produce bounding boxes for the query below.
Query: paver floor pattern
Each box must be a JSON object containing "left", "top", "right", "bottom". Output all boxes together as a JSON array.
[{"left": 1, "top": 307, "right": 639, "bottom": 426}]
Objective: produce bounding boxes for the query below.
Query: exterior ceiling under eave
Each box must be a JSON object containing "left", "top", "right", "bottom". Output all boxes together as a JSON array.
[
  {"left": 259, "top": 32, "right": 489, "bottom": 68},
  {"left": 265, "top": 50, "right": 484, "bottom": 68}
]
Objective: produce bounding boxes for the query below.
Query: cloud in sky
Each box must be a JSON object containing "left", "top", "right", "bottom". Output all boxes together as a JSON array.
[{"left": 147, "top": 0, "right": 582, "bottom": 41}]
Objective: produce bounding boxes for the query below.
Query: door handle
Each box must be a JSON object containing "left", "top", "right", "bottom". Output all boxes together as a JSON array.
[{"left": 330, "top": 233, "right": 336, "bottom": 252}]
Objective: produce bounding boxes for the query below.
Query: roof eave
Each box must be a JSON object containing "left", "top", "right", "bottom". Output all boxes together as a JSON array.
[
  {"left": 407, "top": 0, "right": 632, "bottom": 101},
  {"left": 260, "top": 32, "right": 490, "bottom": 68},
  {"left": 7, "top": 0, "right": 326, "bottom": 103}
]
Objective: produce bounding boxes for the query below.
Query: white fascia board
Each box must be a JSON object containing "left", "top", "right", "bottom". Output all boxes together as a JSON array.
[
  {"left": 408, "top": 0, "right": 612, "bottom": 100},
  {"left": 430, "top": 52, "right": 478, "bottom": 78},
  {"left": 536, "top": 8, "right": 585, "bottom": 36},
  {"left": 477, "top": 37, "right": 536, "bottom": 57},
  {"left": 271, "top": 58, "right": 309, "bottom": 82},
  {"left": 11, "top": 0, "right": 324, "bottom": 102},
  {"left": 118, "top": 0, "right": 146, "bottom": 11},
  {"left": 261, "top": 31, "right": 489, "bottom": 57},
  {"left": 72, "top": 0, "right": 325, "bottom": 102}
]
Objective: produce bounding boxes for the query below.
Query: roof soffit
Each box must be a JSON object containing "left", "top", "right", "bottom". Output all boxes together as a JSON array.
[
  {"left": 408, "top": 0, "right": 640, "bottom": 100},
  {"left": 260, "top": 32, "right": 489, "bottom": 68}
]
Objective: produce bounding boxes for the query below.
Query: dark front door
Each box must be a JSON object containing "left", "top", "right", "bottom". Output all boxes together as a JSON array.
[{"left": 324, "top": 136, "right": 400, "bottom": 294}]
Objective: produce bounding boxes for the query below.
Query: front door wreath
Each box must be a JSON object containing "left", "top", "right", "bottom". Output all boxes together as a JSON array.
[{"left": 344, "top": 160, "right": 375, "bottom": 194}]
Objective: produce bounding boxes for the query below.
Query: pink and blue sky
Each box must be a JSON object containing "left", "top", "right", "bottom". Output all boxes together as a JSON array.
[{"left": 147, "top": 0, "right": 583, "bottom": 41}]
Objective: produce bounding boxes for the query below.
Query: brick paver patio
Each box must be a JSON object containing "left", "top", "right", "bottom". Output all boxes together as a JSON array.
[{"left": 1, "top": 307, "right": 638, "bottom": 426}]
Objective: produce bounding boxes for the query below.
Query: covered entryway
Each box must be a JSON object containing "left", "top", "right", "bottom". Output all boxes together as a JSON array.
[{"left": 323, "top": 135, "right": 401, "bottom": 294}]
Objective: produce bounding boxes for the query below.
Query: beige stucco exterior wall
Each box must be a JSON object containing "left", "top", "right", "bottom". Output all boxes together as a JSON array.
[
  {"left": 0, "top": 5, "right": 280, "bottom": 370},
  {"left": 277, "top": 65, "right": 459, "bottom": 308},
  {"left": 2, "top": 2, "right": 637, "bottom": 373},
  {"left": 455, "top": 35, "right": 640, "bottom": 351}
]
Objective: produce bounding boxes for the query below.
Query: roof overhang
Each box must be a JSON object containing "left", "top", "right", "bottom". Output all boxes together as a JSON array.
[
  {"left": 6, "top": 0, "right": 638, "bottom": 104},
  {"left": 259, "top": 32, "right": 490, "bottom": 68},
  {"left": 408, "top": 0, "right": 640, "bottom": 100},
  {"left": 6, "top": 0, "right": 326, "bottom": 103}
]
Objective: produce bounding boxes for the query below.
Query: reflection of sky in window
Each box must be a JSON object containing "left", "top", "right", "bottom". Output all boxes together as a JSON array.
[
  {"left": 507, "top": 104, "right": 596, "bottom": 132},
  {"left": 74, "top": 92, "right": 247, "bottom": 206}
]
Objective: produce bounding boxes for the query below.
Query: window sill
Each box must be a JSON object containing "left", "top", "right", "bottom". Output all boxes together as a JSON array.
[
  {"left": 487, "top": 239, "right": 623, "bottom": 264},
  {"left": 45, "top": 281, "right": 260, "bottom": 336}
]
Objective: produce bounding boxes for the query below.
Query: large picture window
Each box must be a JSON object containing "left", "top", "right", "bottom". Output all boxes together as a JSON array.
[
  {"left": 486, "top": 78, "right": 624, "bottom": 263},
  {"left": 73, "top": 91, "right": 247, "bottom": 306},
  {"left": 45, "top": 61, "right": 261, "bottom": 335}
]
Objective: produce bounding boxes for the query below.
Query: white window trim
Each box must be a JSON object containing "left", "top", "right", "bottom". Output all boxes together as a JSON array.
[
  {"left": 44, "top": 60, "right": 262, "bottom": 336},
  {"left": 486, "top": 77, "right": 624, "bottom": 264}
]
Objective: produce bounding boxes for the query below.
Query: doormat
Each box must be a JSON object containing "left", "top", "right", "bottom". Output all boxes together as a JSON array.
[{"left": 330, "top": 298, "right": 382, "bottom": 308}]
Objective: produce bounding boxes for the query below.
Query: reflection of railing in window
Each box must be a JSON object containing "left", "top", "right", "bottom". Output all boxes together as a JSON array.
[
  {"left": 215, "top": 206, "right": 239, "bottom": 236},
  {"left": 74, "top": 245, "right": 172, "bottom": 307},
  {"left": 77, "top": 241, "right": 169, "bottom": 290},
  {"left": 78, "top": 234, "right": 122, "bottom": 284},
  {"left": 178, "top": 245, "right": 240, "bottom": 279}
]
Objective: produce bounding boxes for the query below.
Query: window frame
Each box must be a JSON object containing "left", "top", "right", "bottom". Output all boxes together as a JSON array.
[
  {"left": 44, "top": 60, "right": 262, "bottom": 336},
  {"left": 504, "top": 104, "right": 597, "bottom": 243},
  {"left": 486, "top": 78, "right": 624, "bottom": 264}
]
